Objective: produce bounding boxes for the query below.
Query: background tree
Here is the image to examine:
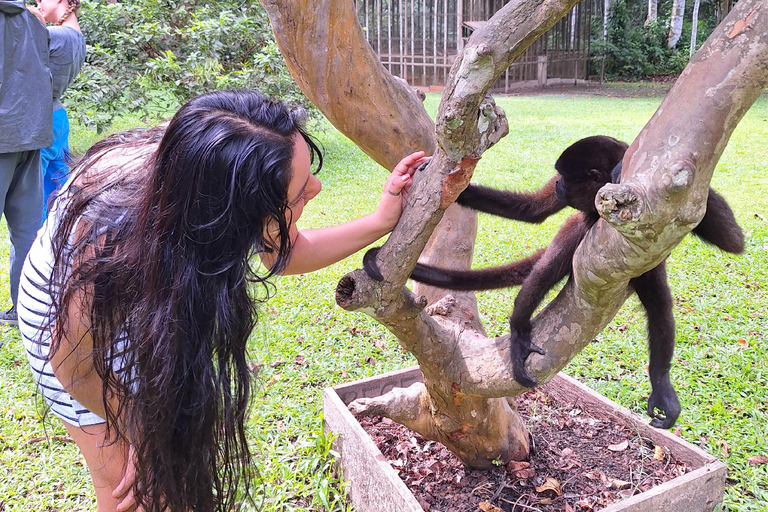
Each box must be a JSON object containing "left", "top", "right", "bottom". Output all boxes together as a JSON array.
[
  {"left": 263, "top": 0, "right": 768, "bottom": 468},
  {"left": 690, "top": 0, "right": 702, "bottom": 57},
  {"left": 645, "top": 0, "right": 658, "bottom": 26},
  {"left": 668, "top": 0, "right": 687, "bottom": 47}
]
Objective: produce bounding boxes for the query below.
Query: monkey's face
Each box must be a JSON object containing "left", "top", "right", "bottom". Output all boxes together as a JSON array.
[{"left": 555, "top": 168, "right": 610, "bottom": 213}]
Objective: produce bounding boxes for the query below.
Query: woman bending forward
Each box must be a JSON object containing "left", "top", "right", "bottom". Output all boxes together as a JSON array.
[{"left": 18, "top": 89, "right": 427, "bottom": 512}]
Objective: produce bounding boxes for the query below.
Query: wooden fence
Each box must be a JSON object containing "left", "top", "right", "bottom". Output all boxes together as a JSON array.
[{"left": 356, "top": 0, "right": 598, "bottom": 92}]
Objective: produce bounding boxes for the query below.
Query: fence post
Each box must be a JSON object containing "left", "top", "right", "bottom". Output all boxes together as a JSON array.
[{"left": 537, "top": 55, "right": 548, "bottom": 87}]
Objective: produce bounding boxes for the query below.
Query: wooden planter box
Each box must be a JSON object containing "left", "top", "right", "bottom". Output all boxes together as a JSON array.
[{"left": 323, "top": 366, "right": 727, "bottom": 512}]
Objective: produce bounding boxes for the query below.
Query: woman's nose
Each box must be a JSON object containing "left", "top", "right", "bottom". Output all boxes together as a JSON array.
[{"left": 305, "top": 175, "right": 322, "bottom": 202}]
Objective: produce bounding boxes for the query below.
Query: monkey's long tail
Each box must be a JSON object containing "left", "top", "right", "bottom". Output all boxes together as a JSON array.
[{"left": 409, "top": 249, "right": 545, "bottom": 291}]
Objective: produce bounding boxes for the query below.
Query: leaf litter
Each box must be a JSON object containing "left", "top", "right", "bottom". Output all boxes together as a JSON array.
[{"left": 360, "top": 389, "right": 688, "bottom": 511}]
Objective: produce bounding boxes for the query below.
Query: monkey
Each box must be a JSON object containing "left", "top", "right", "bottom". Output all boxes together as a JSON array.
[{"left": 363, "top": 135, "right": 744, "bottom": 429}]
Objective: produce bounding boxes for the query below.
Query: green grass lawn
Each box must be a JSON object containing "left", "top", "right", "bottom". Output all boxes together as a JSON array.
[{"left": 1, "top": 91, "right": 767, "bottom": 510}]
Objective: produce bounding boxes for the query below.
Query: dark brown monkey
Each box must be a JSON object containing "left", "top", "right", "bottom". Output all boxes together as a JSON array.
[{"left": 365, "top": 135, "right": 744, "bottom": 429}]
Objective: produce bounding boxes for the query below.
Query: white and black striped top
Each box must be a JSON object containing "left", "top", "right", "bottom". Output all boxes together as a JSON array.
[{"left": 17, "top": 182, "right": 132, "bottom": 428}]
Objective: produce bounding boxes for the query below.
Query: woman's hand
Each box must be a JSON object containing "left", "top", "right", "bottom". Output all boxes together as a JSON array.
[
  {"left": 113, "top": 444, "right": 144, "bottom": 512},
  {"left": 373, "top": 151, "right": 429, "bottom": 231}
]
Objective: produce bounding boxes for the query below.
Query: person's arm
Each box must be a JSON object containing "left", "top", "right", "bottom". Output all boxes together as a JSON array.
[{"left": 267, "top": 151, "right": 428, "bottom": 275}]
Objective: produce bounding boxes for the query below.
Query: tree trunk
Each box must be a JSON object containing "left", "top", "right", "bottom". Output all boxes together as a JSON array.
[
  {"left": 603, "top": 0, "right": 611, "bottom": 40},
  {"left": 717, "top": 0, "right": 733, "bottom": 25},
  {"left": 690, "top": 0, "right": 701, "bottom": 58},
  {"left": 645, "top": 0, "right": 658, "bottom": 27},
  {"left": 668, "top": 0, "right": 686, "bottom": 48},
  {"left": 264, "top": 0, "right": 768, "bottom": 469}
]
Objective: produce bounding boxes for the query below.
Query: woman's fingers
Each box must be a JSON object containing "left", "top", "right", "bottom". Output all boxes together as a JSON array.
[
  {"left": 392, "top": 151, "right": 427, "bottom": 176},
  {"left": 386, "top": 173, "right": 411, "bottom": 196},
  {"left": 114, "top": 444, "right": 139, "bottom": 511}
]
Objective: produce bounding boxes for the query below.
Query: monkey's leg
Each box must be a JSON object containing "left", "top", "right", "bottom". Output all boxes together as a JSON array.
[
  {"left": 632, "top": 263, "right": 682, "bottom": 429},
  {"left": 508, "top": 215, "right": 586, "bottom": 387},
  {"left": 691, "top": 188, "right": 744, "bottom": 254}
]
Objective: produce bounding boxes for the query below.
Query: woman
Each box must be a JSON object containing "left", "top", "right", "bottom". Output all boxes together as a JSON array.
[
  {"left": 18, "top": 89, "right": 427, "bottom": 512},
  {"left": 33, "top": 0, "right": 86, "bottom": 218}
]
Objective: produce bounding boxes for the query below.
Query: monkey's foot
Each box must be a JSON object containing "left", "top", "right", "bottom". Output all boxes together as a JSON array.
[
  {"left": 362, "top": 247, "right": 384, "bottom": 281},
  {"left": 647, "top": 383, "right": 681, "bottom": 429},
  {"left": 512, "top": 338, "right": 545, "bottom": 389}
]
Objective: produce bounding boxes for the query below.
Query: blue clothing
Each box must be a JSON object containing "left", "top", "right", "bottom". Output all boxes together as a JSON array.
[
  {"left": 41, "top": 107, "right": 70, "bottom": 218},
  {"left": 48, "top": 25, "right": 85, "bottom": 112}
]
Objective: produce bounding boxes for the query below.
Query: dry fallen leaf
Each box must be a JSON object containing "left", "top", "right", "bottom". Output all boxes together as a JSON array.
[
  {"left": 609, "top": 477, "right": 631, "bottom": 489},
  {"left": 738, "top": 338, "right": 748, "bottom": 349},
  {"left": 654, "top": 445, "right": 664, "bottom": 461},
  {"left": 536, "top": 477, "right": 562, "bottom": 496},
  {"left": 478, "top": 501, "right": 503, "bottom": 512},
  {"left": 719, "top": 440, "right": 731, "bottom": 458},
  {"left": 507, "top": 461, "right": 530, "bottom": 472},
  {"left": 565, "top": 503, "right": 575, "bottom": 512},
  {"left": 748, "top": 455, "right": 768, "bottom": 466},
  {"left": 515, "top": 468, "right": 537, "bottom": 479},
  {"left": 607, "top": 440, "right": 629, "bottom": 452}
]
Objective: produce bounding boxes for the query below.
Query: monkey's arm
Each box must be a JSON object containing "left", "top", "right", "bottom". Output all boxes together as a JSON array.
[
  {"left": 508, "top": 214, "right": 590, "bottom": 387},
  {"left": 456, "top": 176, "right": 566, "bottom": 223},
  {"left": 407, "top": 249, "right": 545, "bottom": 290},
  {"left": 691, "top": 188, "right": 745, "bottom": 254}
]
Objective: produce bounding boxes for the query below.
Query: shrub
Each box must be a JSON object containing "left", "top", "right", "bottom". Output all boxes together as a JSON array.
[{"left": 67, "top": 0, "right": 310, "bottom": 132}]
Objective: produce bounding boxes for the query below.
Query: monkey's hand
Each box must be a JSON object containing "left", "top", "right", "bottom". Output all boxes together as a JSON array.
[
  {"left": 647, "top": 379, "right": 681, "bottom": 429},
  {"left": 510, "top": 330, "right": 545, "bottom": 388},
  {"left": 362, "top": 247, "right": 384, "bottom": 281}
]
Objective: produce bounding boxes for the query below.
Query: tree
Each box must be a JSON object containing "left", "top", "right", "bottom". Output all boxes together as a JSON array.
[
  {"left": 690, "top": 0, "right": 702, "bottom": 58},
  {"left": 261, "top": 0, "right": 768, "bottom": 468},
  {"left": 667, "top": 0, "right": 686, "bottom": 48},
  {"left": 645, "top": 0, "right": 658, "bottom": 27}
]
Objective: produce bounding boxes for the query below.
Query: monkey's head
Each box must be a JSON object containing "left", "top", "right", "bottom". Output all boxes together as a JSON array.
[{"left": 554, "top": 135, "right": 628, "bottom": 213}]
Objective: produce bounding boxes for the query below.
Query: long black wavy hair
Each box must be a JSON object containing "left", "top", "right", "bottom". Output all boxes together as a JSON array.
[{"left": 47, "top": 90, "right": 322, "bottom": 511}]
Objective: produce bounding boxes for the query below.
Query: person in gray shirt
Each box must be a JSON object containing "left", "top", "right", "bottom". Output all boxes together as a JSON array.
[
  {"left": 0, "top": 0, "right": 52, "bottom": 326},
  {"left": 33, "top": 0, "right": 86, "bottom": 218}
]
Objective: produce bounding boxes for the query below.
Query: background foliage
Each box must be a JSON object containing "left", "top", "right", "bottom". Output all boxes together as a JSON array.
[
  {"left": 68, "top": 0, "right": 308, "bottom": 131},
  {"left": 593, "top": 0, "right": 725, "bottom": 79},
  {"left": 63, "top": 0, "right": 735, "bottom": 130}
]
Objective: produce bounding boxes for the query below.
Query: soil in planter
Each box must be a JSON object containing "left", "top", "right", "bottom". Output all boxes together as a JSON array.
[{"left": 359, "top": 389, "right": 689, "bottom": 511}]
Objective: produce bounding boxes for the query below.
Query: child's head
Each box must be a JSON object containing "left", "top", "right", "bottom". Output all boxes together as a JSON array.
[{"left": 37, "top": 0, "right": 80, "bottom": 26}]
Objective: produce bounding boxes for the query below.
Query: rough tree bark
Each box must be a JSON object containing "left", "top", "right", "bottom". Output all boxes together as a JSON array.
[{"left": 263, "top": 0, "right": 768, "bottom": 468}]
